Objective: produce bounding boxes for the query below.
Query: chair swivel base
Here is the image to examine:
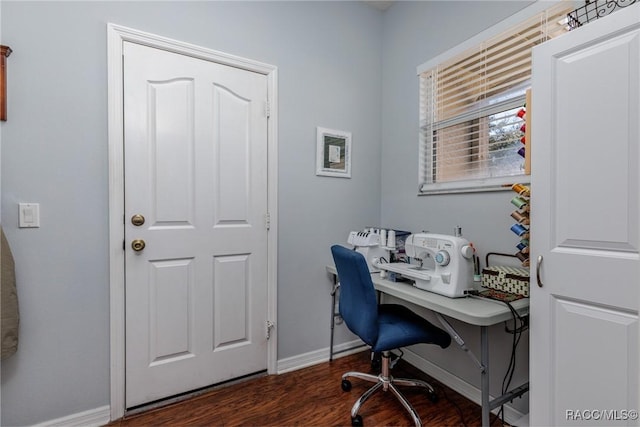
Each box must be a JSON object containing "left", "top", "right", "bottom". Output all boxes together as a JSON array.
[{"left": 340, "top": 351, "right": 438, "bottom": 427}]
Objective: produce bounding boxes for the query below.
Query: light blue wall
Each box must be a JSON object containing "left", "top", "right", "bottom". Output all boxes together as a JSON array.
[
  {"left": 1, "top": 0, "right": 551, "bottom": 423},
  {"left": 0, "top": 2, "right": 382, "bottom": 425},
  {"left": 380, "top": 1, "right": 535, "bottom": 415}
]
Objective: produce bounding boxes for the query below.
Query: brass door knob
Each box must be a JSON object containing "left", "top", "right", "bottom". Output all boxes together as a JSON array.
[
  {"left": 131, "top": 239, "right": 146, "bottom": 252},
  {"left": 131, "top": 214, "right": 145, "bottom": 226}
]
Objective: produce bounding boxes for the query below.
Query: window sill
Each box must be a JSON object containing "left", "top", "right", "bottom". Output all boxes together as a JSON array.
[{"left": 418, "top": 175, "right": 530, "bottom": 196}]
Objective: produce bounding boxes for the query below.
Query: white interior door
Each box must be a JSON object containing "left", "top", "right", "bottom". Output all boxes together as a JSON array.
[
  {"left": 531, "top": 9, "right": 640, "bottom": 426},
  {"left": 123, "top": 41, "right": 269, "bottom": 408}
]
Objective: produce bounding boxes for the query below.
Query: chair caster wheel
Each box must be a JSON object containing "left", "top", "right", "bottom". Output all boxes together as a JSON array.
[
  {"left": 341, "top": 379, "right": 352, "bottom": 392},
  {"left": 428, "top": 391, "right": 438, "bottom": 403},
  {"left": 351, "top": 415, "right": 363, "bottom": 426}
]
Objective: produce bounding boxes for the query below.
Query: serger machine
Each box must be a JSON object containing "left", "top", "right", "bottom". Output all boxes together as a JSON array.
[
  {"left": 347, "top": 230, "right": 388, "bottom": 272},
  {"left": 374, "top": 233, "right": 476, "bottom": 298}
]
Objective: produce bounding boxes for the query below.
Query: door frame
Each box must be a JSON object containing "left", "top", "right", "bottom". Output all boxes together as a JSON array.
[{"left": 106, "top": 23, "right": 279, "bottom": 421}]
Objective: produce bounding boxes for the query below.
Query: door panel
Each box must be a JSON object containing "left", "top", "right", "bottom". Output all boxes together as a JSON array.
[
  {"left": 531, "top": 9, "right": 640, "bottom": 426},
  {"left": 149, "top": 79, "right": 195, "bottom": 226},
  {"left": 124, "top": 41, "right": 268, "bottom": 408},
  {"left": 213, "top": 254, "right": 250, "bottom": 349},
  {"left": 552, "top": 299, "right": 638, "bottom": 417},
  {"left": 149, "top": 258, "right": 194, "bottom": 364},
  {"left": 552, "top": 30, "right": 639, "bottom": 255},
  {"left": 213, "top": 84, "right": 251, "bottom": 224}
]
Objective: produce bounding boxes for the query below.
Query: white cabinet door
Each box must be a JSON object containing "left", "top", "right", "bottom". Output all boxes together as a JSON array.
[{"left": 531, "top": 8, "right": 640, "bottom": 426}]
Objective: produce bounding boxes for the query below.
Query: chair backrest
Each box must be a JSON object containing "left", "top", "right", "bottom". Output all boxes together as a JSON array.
[{"left": 331, "top": 245, "right": 379, "bottom": 346}]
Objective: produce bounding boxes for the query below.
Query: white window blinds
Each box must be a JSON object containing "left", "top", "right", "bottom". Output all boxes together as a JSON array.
[{"left": 419, "top": 3, "right": 572, "bottom": 194}]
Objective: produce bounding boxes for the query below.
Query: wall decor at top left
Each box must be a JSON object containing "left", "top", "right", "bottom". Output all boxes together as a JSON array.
[
  {"left": 1, "top": 45, "right": 13, "bottom": 121},
  {"left": 316, "top": 127, "right": 351, "bottom": 178}
]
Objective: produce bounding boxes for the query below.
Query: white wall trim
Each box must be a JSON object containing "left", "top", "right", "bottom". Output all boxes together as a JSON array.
[
  {"left": 107, "top": 23, "right": 279, "bottom": 422},
  {"left": 277, "top": 340, "right": 366, "bottom": 374},
  {"left": 33, "top": 406, "right": 110, "bottom": 427},
  {"left": 403, "top": 349, "right": 527, "bottom": 426}
]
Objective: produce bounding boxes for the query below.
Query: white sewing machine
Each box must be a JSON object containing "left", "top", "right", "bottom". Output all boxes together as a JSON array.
[
  {"left": 374, "top": 233, "right": 476, "bottom": 298},
  {"left": 347, "top": 230, "right": 388, "bottom": 272}
]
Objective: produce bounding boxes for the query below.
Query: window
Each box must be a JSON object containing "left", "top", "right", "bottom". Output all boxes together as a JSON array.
[{"left": 418, "top": 3, "right": 572, "bottom": 194}]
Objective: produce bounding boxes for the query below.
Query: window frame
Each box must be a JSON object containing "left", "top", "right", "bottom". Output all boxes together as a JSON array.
[{"left": 416, "top": 1, "right": 573, "bottom": 195}]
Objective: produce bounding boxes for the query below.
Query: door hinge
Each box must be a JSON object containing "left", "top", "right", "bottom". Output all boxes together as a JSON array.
[
  {"left": 265, "top": 212, "right": 271, "bottom": 230},
  {"left": 265, "top": 99, "right": 270, "bottom": 118},
  {"left": 266, "top": 320, "right": 275, "bottom": 340}
]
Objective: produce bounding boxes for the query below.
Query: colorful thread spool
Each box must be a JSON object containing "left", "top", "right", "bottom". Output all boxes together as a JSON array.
[
  {"left": 511, "top": 183, "right": 530, "bottom": 197},
  {"left": 510, "top": 196, "right": 529, "bottom": 209},
  {"left": 510, "top": 223, "right": 529, "bottom": 237},
  {"left": 516, "top": 250, "right": 529, "bottom": 262},
  {"left": 511, "top": 210, "right": 530, "bottom": 224}
]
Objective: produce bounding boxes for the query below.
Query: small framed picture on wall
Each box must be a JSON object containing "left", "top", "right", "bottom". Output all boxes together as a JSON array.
[{"left": 316, "top": 127, "right": 351, "bottom": 178}]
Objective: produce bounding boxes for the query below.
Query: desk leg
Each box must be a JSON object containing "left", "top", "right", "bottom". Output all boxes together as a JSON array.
[
  {"left": 481, "top": 326, "right": 490, "bottom": 427},
  {"left": 329, "top": 276, "right": 338, "bottom": 362},
  {"left": 330, "top": 290, "right": 335, "bottom": 361},
  {"left": 435, "top": 313, "right": 489, "bottom": 425}
]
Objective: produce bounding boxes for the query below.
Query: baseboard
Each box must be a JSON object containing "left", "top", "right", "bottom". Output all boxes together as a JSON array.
[
  {"left": 276, "top": 339, "right": 366, "bottom": 374},
  {"left": 33, "top": 405, "right": 111, "bottom": 427},
  {"left": 403, "top": 349, "right": 527, "bottom": 425}
]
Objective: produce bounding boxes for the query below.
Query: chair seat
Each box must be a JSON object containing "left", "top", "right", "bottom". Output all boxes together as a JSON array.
[{"left": 373, "top": 304, "right": 451, "bottom": 353}]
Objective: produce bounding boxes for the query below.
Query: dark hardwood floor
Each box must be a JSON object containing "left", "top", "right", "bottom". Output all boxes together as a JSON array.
[{"left": 108, "top": 351, "right": 502, "bottom": 426}]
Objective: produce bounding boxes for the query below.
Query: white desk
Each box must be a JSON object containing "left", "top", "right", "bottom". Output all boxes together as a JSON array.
[{"left": 326, "top": 265, "right": 529, "bottom": 427}]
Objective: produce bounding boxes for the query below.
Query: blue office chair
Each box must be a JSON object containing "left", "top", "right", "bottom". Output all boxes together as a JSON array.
[{"left": 331, "top": 245, "right": 451, "bottom": 427}]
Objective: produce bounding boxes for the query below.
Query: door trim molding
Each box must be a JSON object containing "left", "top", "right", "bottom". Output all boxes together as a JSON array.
[{"left": 106, "top": 23, "right": 279, "bottom": 421}]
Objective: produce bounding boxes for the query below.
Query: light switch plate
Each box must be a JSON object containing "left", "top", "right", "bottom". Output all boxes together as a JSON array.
[{"left": 19, "top": 203, "right": 40, "bottom": 228}]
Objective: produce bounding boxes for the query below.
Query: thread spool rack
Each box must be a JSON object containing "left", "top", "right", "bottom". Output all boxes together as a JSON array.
[{"left": 509, "top": 183, "right": 530, "bottom": 267}]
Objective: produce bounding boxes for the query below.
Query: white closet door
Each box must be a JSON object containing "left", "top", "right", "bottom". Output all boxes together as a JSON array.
[{"left": 530, "top": 8, "right": 640, "bottom": 426}]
